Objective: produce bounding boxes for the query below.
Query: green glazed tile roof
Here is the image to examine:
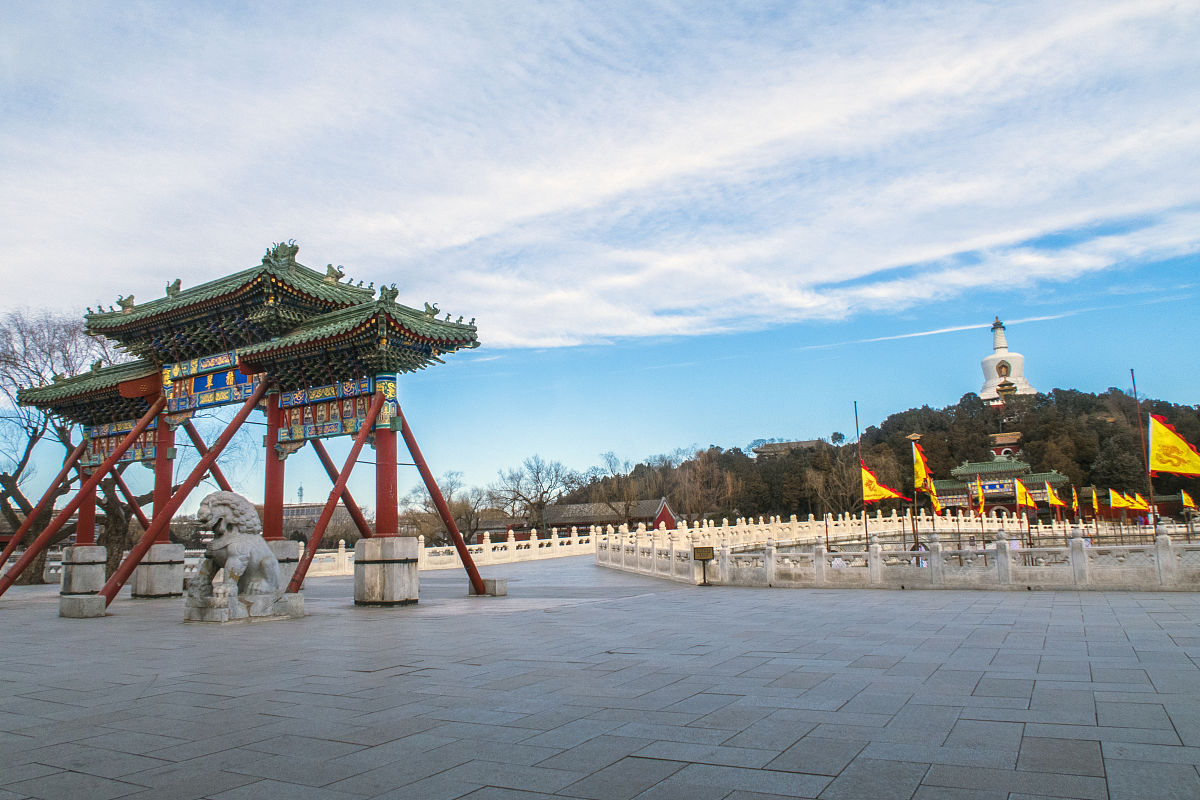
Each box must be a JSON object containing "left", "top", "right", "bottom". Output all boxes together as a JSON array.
[
  {"left": 239, "top": 299, "right": 478, "bottom": 356},
  {"left": 85, "top": 243, "right": 373, "bottom": 332},
  {"left": 950, "top": 458, "right": 1031, "bottom": 478},
  {"left": 17, "top": 359, "right": 159, "bottom": 407},
  {"left": 237, "top": 296, "right": 479, "bottom": 389},
  {"left": 933, "top": 470, "right": 1069, "bottom": 494},
  {"left": 1024, "top": 471, "right": 1070, "bottom": 486},
  {"left": 18, "top": 359, "right": 161, "bottom": 425}
]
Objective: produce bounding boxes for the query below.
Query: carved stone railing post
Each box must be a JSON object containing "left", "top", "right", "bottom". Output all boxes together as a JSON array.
[
  {"left": 1157, "top": 533, "right": 1176, "bottom": 587},
  {"left": 994, "top": 537, "right": 1012, "bottom": 585},
  {"left": 928, "top": 534, "right": 943, "bottom": 587},
  {"left": 812, "top": 544, "right": 826, "bottom": 587},
  {"left": 868, "top": 535, "right": 882, "bottom": 585},
  {"left": 764, "top": 538, "right": 776, "bottom": 587},
  {"left": 1068, "top": 530, "right": 1087, "bottom": 586},
  {"left": 718, "top": 539, "right": 730, "bottom": 584}
]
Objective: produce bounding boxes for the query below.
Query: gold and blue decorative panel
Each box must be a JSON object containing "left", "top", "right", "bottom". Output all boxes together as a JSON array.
[
  {"left": 276, "top": 375, "right": 395, "bottom": 442},
  {"left": 163, "top": 352, "right": 263, "bottom": 413},
  {"left": 82, "top": 419, "right": 156, "bottom": 467}
]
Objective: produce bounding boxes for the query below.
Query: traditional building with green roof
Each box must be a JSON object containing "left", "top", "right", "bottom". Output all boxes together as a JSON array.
[{"left": 2, "top": 241, "right": 488, "bottom": 613}]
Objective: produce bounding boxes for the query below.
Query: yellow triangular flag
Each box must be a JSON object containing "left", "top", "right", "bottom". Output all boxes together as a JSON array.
[
  {"left": 929, "top": 482, "right": 943, "bottom": 514},
  {"left": 1014, "top": 479, "right": 1037, "bottom": 509},
  {"left": 1149, "top": 415, "right": 1200, "bottom": 476},
  {"left": 912, "top": 442, "right": 934, "bottom": 494},
  {"left": 1109, "top": 489, "right": 1128, "bottom": 509},
  {"left": 861, "top": 461, "right": 908, "bottom": 504},
  {"left": 1045, "top": 482, "right": 1066, "bottom": 507},
  {"left": 1183, "top": 490, "right": 1196, "bottom": 509},
  {"left": 975, "top": 475, "right": 986, "bottom": 515}
]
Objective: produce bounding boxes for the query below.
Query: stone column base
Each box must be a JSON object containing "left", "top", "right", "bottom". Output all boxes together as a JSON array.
[
  {"left": 268, "top": 540, "right": 301, "bottom": 587},
  {"left": 60, "top": 594, "right": 107, "bottom": 618},
  {"left": 468, "top": 578, "right": 508, "bottom": 596},
  {"left": 131, "top": 542, "right": 185, "bottom": 599},
  {"left": 354, "top": 537, "right": 418, "bottom": 606},
  {"left": 60, "top": 545, "right": 107, "bottom": 618}
]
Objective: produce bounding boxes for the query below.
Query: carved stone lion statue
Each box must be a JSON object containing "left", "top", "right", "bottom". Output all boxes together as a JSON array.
[{"left": 188, "top": 491, "right": 282, "bottom": 599}]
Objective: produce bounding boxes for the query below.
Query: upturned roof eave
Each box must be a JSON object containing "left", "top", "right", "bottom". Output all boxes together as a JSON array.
[
  {"left": 238, "top": 300, "right": 479, "bottom": 361},
  {"left": 17, "top": 359, "right": 160, "bottom": 408},
  {"left": 84, "top": 259, "right": 373, "bottom": 333}
]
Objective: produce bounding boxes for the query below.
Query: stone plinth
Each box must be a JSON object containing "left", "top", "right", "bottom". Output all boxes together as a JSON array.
[
  {"left": 59, "top": 545, "right": 108, "bottom": 618},
  {"left": 268, "top": 539, "right": 302, "bottom": 587},
  {"left": 468, "top": 577, "right": 508, "bottom": 596},
  {"left": 184, "top": 580, "right": 304, "bottom": 623},
  {"left": 354, "top": 536, "right": 418, "bottom": 606},
  {"left": 131, "top": 542, "right": 185, "bottom": 599}
]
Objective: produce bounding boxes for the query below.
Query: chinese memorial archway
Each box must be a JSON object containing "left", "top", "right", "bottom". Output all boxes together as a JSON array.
[{"left": 0, "top": 242, "right": 486, "bottom": 615}]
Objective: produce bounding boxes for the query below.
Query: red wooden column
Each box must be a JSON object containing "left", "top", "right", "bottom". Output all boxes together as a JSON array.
[
  {"left": 75, "top": 469, "right": 96, "bottom": 546},
  {"left": 263, "top": 392, "right": 285, "bottom": 541},
  {"left": 375, "top": 417, "right": 398, "bottom": 537},
  {"left": 152, "top": 417, "right": 175, "bottom": 542}
]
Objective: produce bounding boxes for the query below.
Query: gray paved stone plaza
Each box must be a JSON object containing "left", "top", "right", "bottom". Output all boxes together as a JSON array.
[{"left": 3, "top": 556, "right": 1200, "bottom": 800}]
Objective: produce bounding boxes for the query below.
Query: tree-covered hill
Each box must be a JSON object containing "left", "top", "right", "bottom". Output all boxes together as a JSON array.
[{"left": 562, "top": 389, "right": 1199, "bottom": 522}]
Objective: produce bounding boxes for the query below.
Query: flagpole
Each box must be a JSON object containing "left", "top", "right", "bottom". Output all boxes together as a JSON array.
[
  {"left": 1092, "top": 486, "right": 1099, "bottom": 540},
  {"left": 855, "top": 400, "right": 867, "bottom": 545},
  {"left": 907, "top": 437, "right": 921, "bottom": 551},
  {"left": 1185, "top": 491, "right": 1193, "bottom": 542},
  {"left": 1131, "top": 369, "right": 1157, "bottom": 533}
]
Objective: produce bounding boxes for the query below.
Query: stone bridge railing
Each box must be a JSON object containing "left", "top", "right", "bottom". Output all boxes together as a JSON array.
[
  {"left": 15, "top": 528, "right": 597, "bottom": 583},
  {"left": 300, "top": 528, "right": 596, "bottom": 575},
  {"left": 595, "top": 512, "right": 1199, "bottom": 591}
]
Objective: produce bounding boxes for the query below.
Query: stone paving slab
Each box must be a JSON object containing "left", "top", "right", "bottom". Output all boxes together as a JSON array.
[{"left": 4, "top": 555, "right": 1200, "bottom": 798}]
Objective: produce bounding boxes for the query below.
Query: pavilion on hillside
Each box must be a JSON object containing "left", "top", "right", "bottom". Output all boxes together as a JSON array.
[{"left": 933, "top": 456, "right": 1069, "bottom": 516}]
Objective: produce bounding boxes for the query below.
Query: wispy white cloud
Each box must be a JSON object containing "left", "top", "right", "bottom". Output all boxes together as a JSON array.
[{"left": 1, "top": 0, "right": 1198, "bottom": 349}]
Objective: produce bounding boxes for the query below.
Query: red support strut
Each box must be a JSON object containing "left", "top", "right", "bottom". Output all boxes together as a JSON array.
[
  {"left": 97, "top": 381, "right": 268, "bottom": 606},
  {"left": 0, "top": 440, "right": 87, "bottom": 571},
  {"left": 310, "top": 438, "right": 375, "bottom": 541},
  {"left": 182, "top": 420, "right": 234, "bottom": 493},
  {"left": 0, "top": 398, "right": 165, "bottom": 597},
  {"left": 395, "top": 403, "right": 486, "bottom": 596},
  {"left": 286, "top": 392, "right": 385, "bottom": 594}
]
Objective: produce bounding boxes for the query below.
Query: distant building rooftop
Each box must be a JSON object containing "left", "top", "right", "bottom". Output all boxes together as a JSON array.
[
  {"left": 543, "top": 498, "right": 678, "bottom": 530},
  {"left": 752, "top": 440, "right": 826, "bottom": 459}
]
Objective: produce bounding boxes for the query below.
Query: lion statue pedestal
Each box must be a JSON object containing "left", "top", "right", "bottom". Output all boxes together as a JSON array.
[{"left": 184, "top": 491, "right": 304, "bottom": 623}]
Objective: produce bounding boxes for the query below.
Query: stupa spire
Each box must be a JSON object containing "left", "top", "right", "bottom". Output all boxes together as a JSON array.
[
  {"left": 992, "top": 317, "right": 1008, "bottom": 352},
  {"left": 980, "top": 316, "right": 1034, "bottom": 405}
]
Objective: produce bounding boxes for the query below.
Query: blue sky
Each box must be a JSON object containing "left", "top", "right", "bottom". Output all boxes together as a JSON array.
[{"left": 2, "top": 1, "right": 1198, "bottom": 512}]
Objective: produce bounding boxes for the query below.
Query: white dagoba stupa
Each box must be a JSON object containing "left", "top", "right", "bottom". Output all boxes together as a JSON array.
[{"left": 980, "top": 317, "right": 1035, "bottom": 405}]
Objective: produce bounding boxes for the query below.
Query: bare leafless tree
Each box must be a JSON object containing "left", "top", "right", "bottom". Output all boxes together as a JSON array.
[
  {"left": 805, "top": 445, "right": 862, "bottom": 515},
  {"left": 674, "top": 447, "right": 739, "bottom": 519},
  {"left": 402, "top": 471, "right": 492, "bottom": 546},
  {"left": 0, "top": 310, "right": 133, "bottom": 581},
  {"left": 488, "top": 456, "right": 579, "bottom": 532},
  {"left": 586, "top": 452, "right": 640, "bottom": 525}
]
